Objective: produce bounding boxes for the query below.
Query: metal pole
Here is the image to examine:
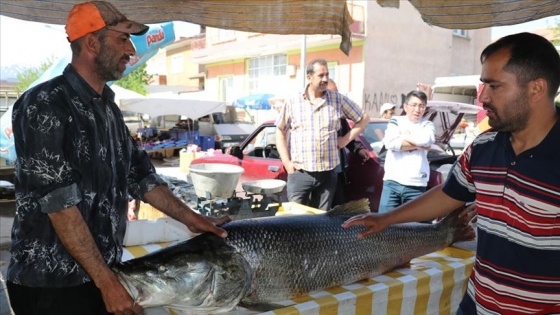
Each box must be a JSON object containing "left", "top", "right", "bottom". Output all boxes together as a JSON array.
[{"left": 300, "top": 35, "right": 307, "bottom": 89}]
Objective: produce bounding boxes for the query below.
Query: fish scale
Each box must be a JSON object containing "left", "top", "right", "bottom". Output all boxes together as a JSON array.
[
  {"left": 224, "top": 213, "right": 451, "bottom": 304},
  {"left": 113, "top": 199, "right": 464, "bottom": 314}
]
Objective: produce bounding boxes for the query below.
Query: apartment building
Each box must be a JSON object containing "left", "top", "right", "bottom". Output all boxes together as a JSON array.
[{"left": 158, "top": 1, "right": 491, "bottom": 118}]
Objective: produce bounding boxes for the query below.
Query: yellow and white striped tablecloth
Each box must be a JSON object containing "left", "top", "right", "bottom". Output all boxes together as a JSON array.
[{"left": 123, "top": 244, "right": 474, "bottom": 315}]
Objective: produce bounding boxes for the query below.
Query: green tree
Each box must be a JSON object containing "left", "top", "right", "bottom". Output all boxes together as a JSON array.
[
  {"left": 15, "top": 58, "right": 152, "bottom": 95},
  {"left": 15, "top": 58, "right": 55, "bottom": 92},
  {"left": 114, "top": 63, "right": 152, "bottom": 95},
  {"left": 551, "top": 19, "right": 560, "bottom": 46}
]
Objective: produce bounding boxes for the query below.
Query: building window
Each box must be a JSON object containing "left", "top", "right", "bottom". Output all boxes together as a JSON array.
[
  {"left": 452, "top": 29, "right": 468, "bottom": 38},
  {"left": 171, "top": 55, "right": 184, "bottom": 74},
  {"left": 248, "top": 54, "right": 287, "bottom": 93},
  {"left": 328, "top": 62, "right": 337, "bottom": 84},
  {"left": 219, "top": 76, "right": 234, "bottom": 103},
  {"left": 213, "top": 28, "right": 236, "bottom": 44}
]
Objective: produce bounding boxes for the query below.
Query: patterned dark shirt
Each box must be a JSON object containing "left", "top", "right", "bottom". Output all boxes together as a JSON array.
[{"left": 8, "top": 65, "right": 167, "bottom": 287}]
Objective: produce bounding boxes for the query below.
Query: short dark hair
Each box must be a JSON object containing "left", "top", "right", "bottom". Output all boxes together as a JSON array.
[
  {"left": 306, "top": 58, "right": 328, "bottom": 75},
  {"left": 405, "top": 90, "right": 428, "bottom": 104},
  {"left": 70, "top": 27, "right": 109, "bottom": 55},
  {"left": 480, "top": 32, "right": 560, "bottom": 99}
]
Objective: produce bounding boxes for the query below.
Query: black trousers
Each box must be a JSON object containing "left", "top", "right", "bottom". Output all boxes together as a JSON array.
[
  {"left": 7, "top": 281, "right": 110, "bottom": 315},
  {"left": 331, "top": 171, "right": 348, "bottom": 207},
  {"left": 286, "top": 169, "right": 337, "bottom": 210}
]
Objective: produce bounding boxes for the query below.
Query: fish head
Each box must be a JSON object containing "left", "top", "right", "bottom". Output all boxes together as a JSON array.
[{"left": 113, "top": 236, "right": 253, "bottom": 313}]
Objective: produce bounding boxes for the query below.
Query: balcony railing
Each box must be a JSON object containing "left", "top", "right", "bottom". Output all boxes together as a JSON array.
[{"left": 192, "top": 37, "right": 206, "bottom": 50}]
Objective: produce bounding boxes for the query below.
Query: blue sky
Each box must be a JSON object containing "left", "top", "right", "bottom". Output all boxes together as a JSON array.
[
  {"left": 1, "top": 15, "right": 558, "bottom": 70},
  {"left": 492, "top": 16, "right": 558, "bottom": 39}
]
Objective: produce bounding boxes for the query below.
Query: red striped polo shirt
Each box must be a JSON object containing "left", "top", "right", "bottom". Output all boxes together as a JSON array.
[{"left": 443, "top": 118, "right": 560, "bottom": 314}]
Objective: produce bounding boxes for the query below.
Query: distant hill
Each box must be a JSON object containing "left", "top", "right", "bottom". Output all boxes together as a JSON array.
[{"left": 0, "top": 65, "right": 22, "bottom": 83}]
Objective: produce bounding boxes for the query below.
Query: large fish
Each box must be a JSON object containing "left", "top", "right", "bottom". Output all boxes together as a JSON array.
[{"left": 113, "top": 199, "right": 470, "bottom": 314}]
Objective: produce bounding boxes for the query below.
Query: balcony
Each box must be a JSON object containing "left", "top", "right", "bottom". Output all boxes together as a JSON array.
[{"left": 192, "top": 37, "right": 206, "bottom": 50}]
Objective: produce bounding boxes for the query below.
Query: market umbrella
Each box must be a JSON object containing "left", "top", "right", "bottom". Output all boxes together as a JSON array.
[
  {"left": 233, "top": 94, "right": 276, "bottom": 110},
  {"left": 119, "top": 93, "right": 226, "bottom": 120}
]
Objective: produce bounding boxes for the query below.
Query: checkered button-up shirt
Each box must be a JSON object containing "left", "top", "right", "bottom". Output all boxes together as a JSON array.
[{"left": 275, "top": 88, "right": 364, "bottom": 172}]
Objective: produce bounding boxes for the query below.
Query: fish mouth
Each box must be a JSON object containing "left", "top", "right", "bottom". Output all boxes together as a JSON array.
[
  {"left": 114, "top": 271, "right": 158, "bottom": 307},
  {"left": 115, "top": 272, "right": 140, "bottom": 300},
  {"left": 113, "top": 263, "right": 236, "bottom": 310}
]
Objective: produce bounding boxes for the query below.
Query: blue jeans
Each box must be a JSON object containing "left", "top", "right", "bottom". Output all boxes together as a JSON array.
[{"left": 378, "top": 180, "right": 426, "bottom": 213}]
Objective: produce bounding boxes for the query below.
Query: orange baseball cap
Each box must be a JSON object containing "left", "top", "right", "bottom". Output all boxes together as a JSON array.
[{"left": 65, "top": 1, "right": 149, "bottom": 42}]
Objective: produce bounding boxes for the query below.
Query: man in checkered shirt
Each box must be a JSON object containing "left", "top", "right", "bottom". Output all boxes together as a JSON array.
[{"left": 275, "top": 58, "right": 369, "bottom": 210}]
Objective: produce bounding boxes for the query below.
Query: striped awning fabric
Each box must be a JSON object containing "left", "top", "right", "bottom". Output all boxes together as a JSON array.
[
  {"left": 1, "top": 1, "right": 559, "bottom": 55},
  {"left": 389, "top": 0, "right": 560, "bottom": 29},
  {"left": 0, "top": 1, "right": 354, "bottom": 54}
]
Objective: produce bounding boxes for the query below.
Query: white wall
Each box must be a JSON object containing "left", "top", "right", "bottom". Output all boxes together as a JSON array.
[{"left": 362, "top": 2, "right": 491, "bottom": 117}]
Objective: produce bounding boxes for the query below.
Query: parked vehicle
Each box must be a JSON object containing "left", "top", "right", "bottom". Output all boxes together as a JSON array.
[
  {"left": 122, "top": 110, "right": 145, "bottom": 135},
  {"left": 146, "top": 106, "right": 255, "bottom": 151},
  {"left": 431, "top": 75, "right": 484, "bottom": 153},
  {"left": 127, "top": 106, "right": 255, "bottom": 150},
  {"left": 197, "top": 109, "right": 255, "bottom": 151},
  {"left": 191, "top": 101, "right": 481, "bottom": 212}
]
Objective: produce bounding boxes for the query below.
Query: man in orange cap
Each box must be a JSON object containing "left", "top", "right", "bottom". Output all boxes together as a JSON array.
[{"left": 6, "top": 2, "right": 230, "bottom": 314}]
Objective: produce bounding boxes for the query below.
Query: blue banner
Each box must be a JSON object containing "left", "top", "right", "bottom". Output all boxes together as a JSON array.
[{"left": 233, "top": 93, "right": 276, "bottom": 110}]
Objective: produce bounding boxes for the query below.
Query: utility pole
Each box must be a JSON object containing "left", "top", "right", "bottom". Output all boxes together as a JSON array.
[{"left": 300, "top": 35, "right": 306, "bottom": 89}]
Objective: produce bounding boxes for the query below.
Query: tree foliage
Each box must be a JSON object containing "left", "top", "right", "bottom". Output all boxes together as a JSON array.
[
  {"left": 114, "top": 63, "right": 152, "bottom": 95},
  {"left": 15, "top": 58, "right": 55, "bottom": 92},
  {"left": 550, "top": 18, "right": 560, "bottom": 46},
  {"left": 15, "top": 58, "right": 152, "bottom": 96}
]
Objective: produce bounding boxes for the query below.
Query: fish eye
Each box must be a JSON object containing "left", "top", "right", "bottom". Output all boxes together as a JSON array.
[{"left": 158, "top": 265, "right": 168, "bottom": 273}]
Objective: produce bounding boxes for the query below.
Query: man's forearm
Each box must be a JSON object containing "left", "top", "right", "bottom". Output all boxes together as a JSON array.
[
  {"left": 387, "top": 185, "right": 465, "bottom": 224},
  {"left": 143, "top": 185, "right": 196, "bottom": 223},
  {"left": 275, "top": 129, "right": 291, "bottom": 166},
  {"left": 48, "top": 207, "right": 117, "bottom": 289},
  {"left": 404, "top": 133, "right": 433, "bottom": 147},
  {"left": 347, "top": 113, "right": 370, "bottom": 142},
  {"left": 400, "top": 139, "right": 425, "bottom": 151},
  {"left": 143, "top": 184, "right": 230, "bottom": 239}
]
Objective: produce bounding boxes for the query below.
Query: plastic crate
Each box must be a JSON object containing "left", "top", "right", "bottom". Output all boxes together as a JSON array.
[
  {"left": 175, "top": 131, "right": 187, "bottom": 141},
  {"left": 175, "top": 130, "right": 200, "bottom": 144},
  {"left": 200, "top": 136, "right": 215, "bottom": 151},
  {"left": 138, "top": 127, "right": 157, "bottom": 138}
]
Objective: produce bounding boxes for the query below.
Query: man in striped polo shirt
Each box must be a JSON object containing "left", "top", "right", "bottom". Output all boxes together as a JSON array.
[
  {"left": 275, "top": 58, "right": 369, "bottom": 210},
  {"left": 343, "top": 32, "right": 560, "bottom": 314}
]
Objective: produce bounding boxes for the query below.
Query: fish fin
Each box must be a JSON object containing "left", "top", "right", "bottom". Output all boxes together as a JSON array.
[
  {"left": 327, "top": 198, "right": 370, "bottom": 216},
  {"left": 438, "top": 203, "right": 476, "bottom": 244},
  {"left": 238, "top": 301, "right": 286, "bottom": 312}
]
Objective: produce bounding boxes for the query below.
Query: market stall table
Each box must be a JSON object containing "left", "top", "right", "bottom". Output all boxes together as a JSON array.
[
  {"left": 124, "top": 245, "right": 473, "bottom": 315},
  {"left": 123, "top": 203, "right": 475, "bottom": 315}
]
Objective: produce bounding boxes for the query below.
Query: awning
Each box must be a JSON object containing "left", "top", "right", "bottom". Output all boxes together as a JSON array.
[
  {"left": 119, "top": 93, "right": 226, "bottom": 120},
  {"left": 189, "top": 72, "right": 206, "bottom": 79},
  {"left": 2, "top": 1, "right": 559, "bottom": 56},
  {"left": 0, "top": 1, "right": 354, "bottom": 55},
  {"left": 380, "top": 0, "right": 560, "bottom": 29}
]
